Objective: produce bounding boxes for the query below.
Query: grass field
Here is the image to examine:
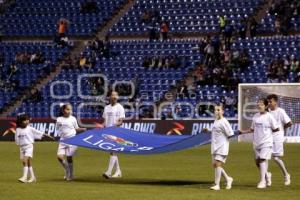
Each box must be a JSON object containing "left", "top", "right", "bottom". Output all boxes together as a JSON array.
[{"left": 0, "top": 142, "right": 299, "bottom": 200}]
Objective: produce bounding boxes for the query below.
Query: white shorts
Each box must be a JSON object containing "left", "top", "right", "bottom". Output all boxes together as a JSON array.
[
  {"left": 272, "top": 142, "right": 284, "bottom": 157},
  {"left": 20, "top": 144, "right": 33, "bottom": 159},
  {"left": 57, "top": 143, "right": 78, "bottom": 157},
  {"left": 254, "top": 146, "right": 272, "bottom": 160},
  {"left": 212, "top": 154, "right": 227, "bottom": 163}
]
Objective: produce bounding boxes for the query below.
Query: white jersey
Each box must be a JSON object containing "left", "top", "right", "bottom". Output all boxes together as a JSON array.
[
  {"left": 211, "top": 117, "right": 234, "bottom": 155},
  {"left": 251, "top": 112, "right": 279, "bottom": 149},
  {"left": 15, "top": 126, "right": 44, "bottom": 146},
  {"left": 55, "top": 116, "right": 79, "bottom": 140},
  {"left": 269, "top": 107, "right": 291, "bottom": 142},
  {"left": 103, "top": 103, "right": 125, "bottom": 127}
]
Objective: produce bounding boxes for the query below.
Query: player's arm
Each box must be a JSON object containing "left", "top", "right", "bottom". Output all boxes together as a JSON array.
[
  {"left": 223, "top": 120, "right": 235, "bottom": 138},
  {"left": 202, "top": 128, "right": 211, "bottom": 133},
  {"left": 282, "top": 109, "right": 292, "bottom": 129},
  {"left": 115, "top": 118, "right": 124, "bottom": 127},
  {"left": 115, "top": 106, "right": 125, "bottom": 127},
  {"left": 75, "top": 128, "right": 87, "bottom": 132},
  {"left": 284, "top": 121, "right": 292, "bottom": 129},
  {"left": 270, "top": 115, "right": 280, "bottom": 133},
  {"left": 238, "top": 129, "right": 254, "bottom": 134},
  {"left": 74, "top": 118, "right": 87, "bottom": 132},
  {"left": 31, "top": 127, "right": 54, "bottom": 140}
]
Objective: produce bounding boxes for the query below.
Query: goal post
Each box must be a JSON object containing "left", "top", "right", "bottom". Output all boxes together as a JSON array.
[{"left": 238, "top": 83, "right": 300, "bottom": 143}]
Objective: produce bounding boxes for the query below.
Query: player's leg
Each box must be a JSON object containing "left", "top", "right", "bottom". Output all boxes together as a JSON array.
[
  {"left": 272, "top": 142, "right": 290, "bottom": 185},
  {"left": 27, "top": 157, "right": 36, "bottom": 183},
  {"left": 257, "top": 147, "right": 272, "bottom": 189},
  {"left": 19, "top": 156, "right": 29, "bottom": 183},
  {"left": 66, "top": 156, "right": 73, "bottom": 181},
  {"left": 65, "top": 145, "right": 77, "bottom": 181},
  {"left": 112, "top": 153, "right": 122, "bottom": 178},
  {"left": 103, "top": 152, "right": 117, "bottom": 179},
  {"left": 210, "top": 159, "right": 222, "bottom": 190},
  {"left": 57, "top": 143, "right": 68, "bottom": 180},
  {"left": 257, "top": 158, "right": 268, "bottom": 188}
]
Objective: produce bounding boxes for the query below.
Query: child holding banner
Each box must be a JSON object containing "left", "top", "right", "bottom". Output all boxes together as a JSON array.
[
  {"left": 102, "top": 91, "right": 125, "bottom": 179},
  {"left": 56, "top": 103, "right": 86, "bottom": 181},
  {"left": 206, "top": 104, "right": 234, "bottom": 190},
  {"left": 15, "top": 113, "right": 46, "bottom": 183},
  {"left": 267, "top": 94, "right": 292, "bottom": 186},
  {"left": 240, "top": 98, "right": 279, "bottom": 189}
]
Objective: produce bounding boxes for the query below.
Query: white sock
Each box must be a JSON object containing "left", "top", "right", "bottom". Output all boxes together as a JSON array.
[
  {"left": 214, "top": 167, "right": 222, "bottom": 186},
  {"left": 221, "top": 168, "right": 230, "bottom": 181},
  {"left": 259, "top": 161, "right": 267, "bottom": 183},
  {"left": 115, "top": 156, "right": 121, "bottom": 172},
  {"left": 106, "top": 155, "right": 117, "bottom": 175},
  {"left": 28, "top": 166, "right": 35, "bottom": 179},
  {"left": 22, "top": 166, "right": 28, "bottom": 179},
  {"left": 274, "top": 157, "right": 289, "bottom": 177}
]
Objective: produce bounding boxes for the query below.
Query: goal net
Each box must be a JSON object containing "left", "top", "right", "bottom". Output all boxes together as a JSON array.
[{"left": 238, "top": 83, "right": 300, "bottom": 143}]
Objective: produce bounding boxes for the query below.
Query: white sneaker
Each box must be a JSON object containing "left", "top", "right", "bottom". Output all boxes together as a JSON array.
[
  {"left": 284, "top": 174, "right": 291, "bottom": 186},
  {"left": 226, "top": 177, "right": 233, "bottom": 190},
  {"left": 102, "top": 172, "right": 112, "bottom": 179},
  {"left": 266, "top": 172, "right": 272, "bottom": 187},
  {"left": 18, "top": 177, "right": 27, "bottom": 183},
  {"left": 210, "top": 184, "right": 220, "bottom": 190},
  {"left": 112, "top": 170, "right": 122, "bottom": 178},
  {"left": 28, "top": 177, "right": 36, "bottom": 183},
  {"left": 257, "top": 181, "right": 267, "bottom": 189}
]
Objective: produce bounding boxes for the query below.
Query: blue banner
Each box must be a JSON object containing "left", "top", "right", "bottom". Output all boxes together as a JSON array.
[{"left": 62, "top": 127, "right": 212, "bottom": 155}]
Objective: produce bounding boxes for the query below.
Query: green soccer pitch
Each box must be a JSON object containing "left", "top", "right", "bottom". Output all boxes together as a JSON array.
[{"left": 0, "top": 142, "right": 299, "bottom": 200}]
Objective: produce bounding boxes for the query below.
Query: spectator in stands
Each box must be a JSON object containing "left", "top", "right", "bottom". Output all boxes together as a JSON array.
[
  {"left": 8, "top": 63, "right": 18, "bottom": 79},
  {"left": 141, "top": 11, "right": 151, "bottom": 23},
  {"left": 219, "top": 15, "right": 226, "bottom": 33},
  {"left": 55, "top": 18, "right": 69, "bottom": 46},
  {"left": 30, "top": 53, "right": 45, "bottom": 64},
  {"left": 237, "top": 18, "right": 247, "bottom": 39},
  {"left": 268, "top": 0, "right": 300, "bottom": 35},
  {"left": 15, "top": 52, "right": 30, "bottom": 64},
  {"left": 80, "top": 0, "right": 99, "bottom": 13},
  {"left": 204, "top": 39, "right": 214, "bottom": 65},
  {"left": 275, "top": 16, "right": 281, "bottom": 34},
  {"left": 142, "top": 56, "right": 152, "bottom": 68},
  {"left": 57, "top": 18, "right": 68, "bottom": 38},
  {"left": 79, "top": 54, "right": 87, "bottom": 68},
  {"left": 61, "top": 55, "right": 74, "bottom": 68},
  {"left": 224, "top": 23, "right": 234, "bottom": 49},
  {"left": 103, "top": 35, "right": 111, "bottom": 58},
  {"left": 290, "top": 55, "right": 299, "bottom": 72},
  {"left": 249, "top": 17, "right": 258, "bottom": 38},
  {"left": 160, "top": 20, "right": 169, "bottom": 41},
  {"left": 148, "top": 25, "right": 157, "bottom": 41},
  {"left": 27, "top": 89, "right": 43, "bottom": 102}
]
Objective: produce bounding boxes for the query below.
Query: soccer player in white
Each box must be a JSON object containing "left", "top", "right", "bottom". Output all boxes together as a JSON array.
[
  {"left": 102, "top": 91, "right": 125, "bottom": 179},
  {"left": 240, "top": 98, "right": 279, "bottom": 189},
  {"left": 56, "top": 103, "right": 86, "bottom": 181},
  {"left": 15, "top": 113, "right": 45, "bottom": 183},
  {"left": 267, "top": 94, "right": 292, "bottom": 186},
  {"left": 206, "top": 104, "right": 234, "bottom": 190}
]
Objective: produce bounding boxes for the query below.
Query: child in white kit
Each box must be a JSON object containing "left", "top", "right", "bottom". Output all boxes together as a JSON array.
[
  {"left": 206, "top": 104, "right": 234, "bottom": 190},
  {"left": 240, "top": 98, "right": 279, "bottom": 189},
  {"left": 267, "top": 94, "right": 292, "bottom": 186},
  {"left": 56, "top": 103, "right": 86, "bottom": 181},
  {"left": 15, "top": 113, "right": 45, "bottom": 183}
]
